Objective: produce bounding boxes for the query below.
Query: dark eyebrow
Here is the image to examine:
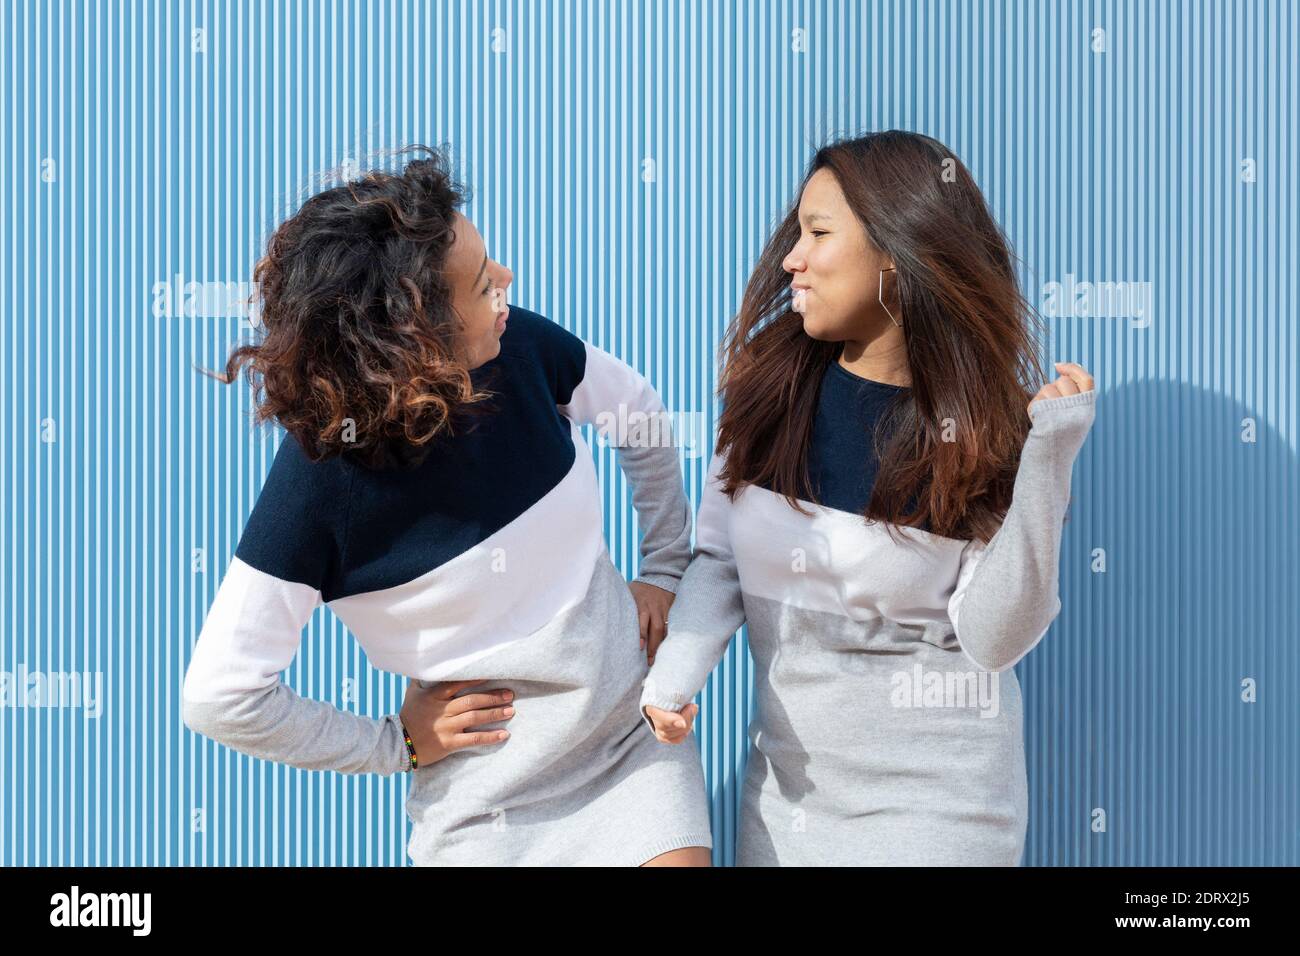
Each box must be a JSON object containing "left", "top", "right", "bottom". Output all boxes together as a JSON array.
[{"left": 801, "top": 211, "right": 832, "bottom": 224}]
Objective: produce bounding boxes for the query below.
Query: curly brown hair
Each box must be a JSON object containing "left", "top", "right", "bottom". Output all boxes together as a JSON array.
[{"left": 201, "top": 144, "right": 496, "bottom": 469}]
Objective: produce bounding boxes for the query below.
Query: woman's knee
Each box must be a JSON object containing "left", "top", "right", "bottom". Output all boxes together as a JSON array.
[{"left": 639, "top": 845, "right": 712, "bottom": 867}]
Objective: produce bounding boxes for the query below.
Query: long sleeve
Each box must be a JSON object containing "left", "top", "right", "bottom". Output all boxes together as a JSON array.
[
  {"left": 181, "top": 435, "right": 412, "bottom": 777},
  {"left": 182, "top": 558, "right": 412, "bottom": 776},
  {"left": 557, "top": 340, "right": 693, "bottom": 593},
  {"left": 637, "top": 448, "right": 747, "bottom": 732},
  {"left": 947, "top": 388, "right": 1097, "bottom": 672}
]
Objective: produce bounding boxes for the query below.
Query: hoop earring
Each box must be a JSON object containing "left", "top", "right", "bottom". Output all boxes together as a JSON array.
[{"left": 879, "top": 267, "right": 901, "bottom": 327}]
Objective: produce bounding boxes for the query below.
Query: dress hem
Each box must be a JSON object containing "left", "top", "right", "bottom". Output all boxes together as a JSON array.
[{"left": 627, "top": 830, "right": 714, "bottom": 866}]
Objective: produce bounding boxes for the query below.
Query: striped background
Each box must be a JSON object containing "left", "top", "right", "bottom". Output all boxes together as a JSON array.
[{"left": 3, "top": 0, "right": 1296, "bottom": 866}]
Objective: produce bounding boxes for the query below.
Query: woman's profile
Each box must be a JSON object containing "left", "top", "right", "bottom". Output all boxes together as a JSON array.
[
  {"left": 183, "top": 145, "right": 712, "bottom": 866},
  {"left": 642, "top": 130, "right": 1097, "bottom": 866}
]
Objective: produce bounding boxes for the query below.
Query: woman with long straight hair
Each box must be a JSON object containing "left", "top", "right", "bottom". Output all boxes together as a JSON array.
[
  {"left": 183, "top": 145, "right": 712, "bottom": 866},
  {"left": 640, "top": 131, "right": 1097, "bottom": 866}
]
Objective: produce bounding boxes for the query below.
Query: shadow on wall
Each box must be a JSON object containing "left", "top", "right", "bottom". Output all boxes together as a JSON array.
[{"left": 1027, "top": 378, "right": 1299, "bottom": 865}]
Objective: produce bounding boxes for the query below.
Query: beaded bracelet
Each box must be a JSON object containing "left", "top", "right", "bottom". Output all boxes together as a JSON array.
[{"left": 400, "top": 719, "right": 419, "bottom": 771}]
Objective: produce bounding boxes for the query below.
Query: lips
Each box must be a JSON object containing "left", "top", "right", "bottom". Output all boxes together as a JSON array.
[{"left": 791, "top": 287, "right": 809, "bottom": 314}]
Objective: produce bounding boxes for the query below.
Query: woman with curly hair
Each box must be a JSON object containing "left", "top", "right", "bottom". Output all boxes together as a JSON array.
[
  {"left": 182, "top": 145, "right": 712, "bottom": 866},
  {"left": 640, "top": 131, "right": 1097, "bottom": 866}
]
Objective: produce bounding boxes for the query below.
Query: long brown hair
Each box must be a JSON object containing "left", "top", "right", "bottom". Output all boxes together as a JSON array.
[
  {"left": 716, "top": 131, "right": 1047, "bottom": 543},
  {"left": 199, "top": 144, "right": 495, "bottom": 470}
]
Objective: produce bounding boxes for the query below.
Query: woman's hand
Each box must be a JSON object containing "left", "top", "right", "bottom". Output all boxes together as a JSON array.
[
  {"left": 399, "top": 678, "right": 515, "bottom": 767},
  {"left": 1029, "top": 361, "right": 1096, "bottom": 415},
  {"left": 628, "top": 580, "right": 674, "bottom": 664},
  {"left": 644, "top": 702, "right": 700, "bottom": 744}
]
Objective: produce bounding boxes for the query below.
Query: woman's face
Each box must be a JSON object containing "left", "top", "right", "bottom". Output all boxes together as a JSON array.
[
  {"left": 782, "top": 167, "right": 896, "bottom": 340},
  {"left": 446, "top": 211, "right": 514, "bottom": 368}
]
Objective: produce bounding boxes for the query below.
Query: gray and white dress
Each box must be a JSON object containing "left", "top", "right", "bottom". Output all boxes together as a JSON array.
[
  {"left": 640, "top": 358, "right": 1097, "bottom": 866},
  {"left": 183, "top": 305, "right": 713, "bottom": 865}
]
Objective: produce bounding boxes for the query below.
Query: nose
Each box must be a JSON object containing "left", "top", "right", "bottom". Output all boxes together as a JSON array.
[
  {"left": 782, "top": 242, "right": 805, "bottom": 275},
  {"left": 499, "top": 262, "right": 514, "bottom": 288}
]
